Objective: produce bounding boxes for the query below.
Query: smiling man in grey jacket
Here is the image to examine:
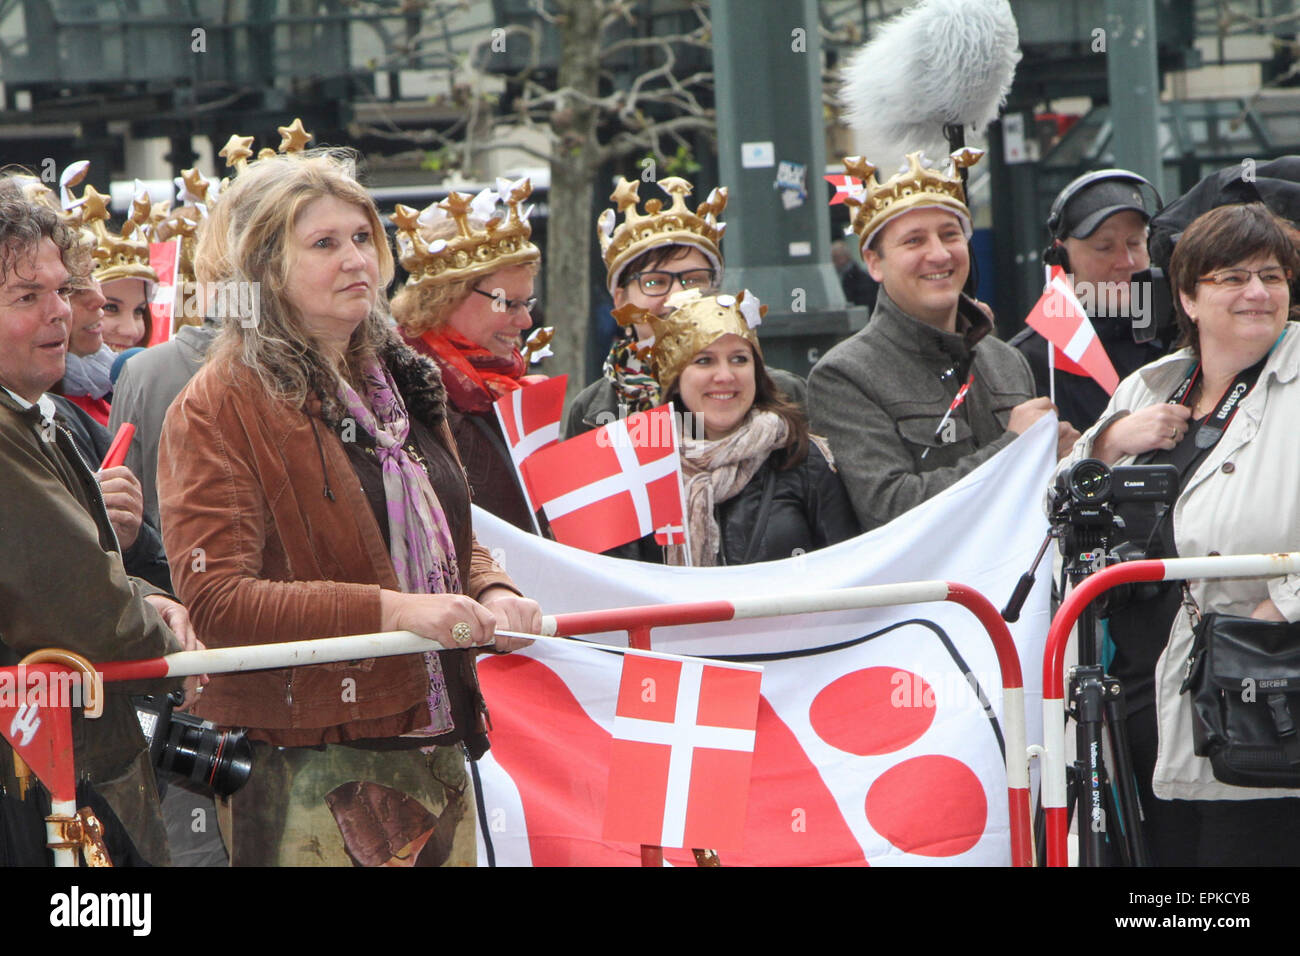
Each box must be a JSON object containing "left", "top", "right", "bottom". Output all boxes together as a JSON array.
[{"left": 808, "top": 151, "right": 1077, "bottom": 532}]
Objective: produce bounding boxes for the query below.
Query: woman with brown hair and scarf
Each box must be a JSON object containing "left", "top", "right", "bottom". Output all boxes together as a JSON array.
[
  {"left": 612, "top": 290, "right": 859, "bottom": 566},
  {"left": 390, "top": 181, "right": 546, "bottom": 533},
  {"left": 159, "top": 143, "right": 539, "bottom": 867}
]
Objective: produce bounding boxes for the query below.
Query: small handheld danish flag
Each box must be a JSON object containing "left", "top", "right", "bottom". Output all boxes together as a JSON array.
[
  {"left": 520, "top": 403, "right": 687, "bottom": 556},
  {"left": 602, "top": 653, "right": 763, "bottom": 852},
  {"left": 492, "top": 375, "right": 568, "bottom": 534}
]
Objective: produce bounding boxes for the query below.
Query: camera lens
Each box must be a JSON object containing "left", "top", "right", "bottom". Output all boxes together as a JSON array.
[
  {"left": 1068, "top": 459, "right": 1112, "bottom": 504},
  {"left": 161, "top": 718, "right": 254, "bottom": 797}
]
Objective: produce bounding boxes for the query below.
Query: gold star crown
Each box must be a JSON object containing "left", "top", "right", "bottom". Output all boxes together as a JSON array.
[
  {"left": 161, "top": 119, "right": 313, "bottom": 290},
  {"left": 844, "top": 148, "right": 984, "bottom": 254},
  {"left": 392, "top": 177, "right": 540, "bottom": 289},
  {"left": 597, "top": 176, "right": 727, "bottom": 296},
  {"left": 612, "top": 288, "right": 766, "bottom": 394},
  {"left": 73, "top": 182, "right": 158, "bottom": 285}
]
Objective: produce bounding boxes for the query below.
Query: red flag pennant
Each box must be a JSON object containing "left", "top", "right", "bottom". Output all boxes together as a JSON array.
[
  {"left": 0, "top": 665, "right": 79, "bottom": 802},
  {"left": 602, "top": 654, "right": 762, "bottom": 851},
  {"left": 521, "top": 404, "right": 685, "bottom": 554},
  {"left": 1024, "top": 266, "right": 1120, "bottom": 395}
]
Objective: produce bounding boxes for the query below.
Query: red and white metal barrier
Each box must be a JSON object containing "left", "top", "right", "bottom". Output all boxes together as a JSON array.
[
  {"left": 1040, "top": 551, "right": 1300, "bottom": 867},
  {"left": 545, "top": 580, "right": 1034, "bottom": 868},
  {"left": 10, "top": 580, "right": 1033, "bottom": 866}
]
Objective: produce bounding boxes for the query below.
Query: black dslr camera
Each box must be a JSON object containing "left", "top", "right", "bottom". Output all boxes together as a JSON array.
[{"left": 134, "top": 692, "right": 253, "bottom": 797}]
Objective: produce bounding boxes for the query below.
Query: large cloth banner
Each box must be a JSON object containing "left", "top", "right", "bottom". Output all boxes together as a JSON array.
[{"left": 472, "top": 416, "right": 1059, "bottom": 866}]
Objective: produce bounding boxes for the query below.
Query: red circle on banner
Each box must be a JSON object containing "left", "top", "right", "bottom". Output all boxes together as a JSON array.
[
  {"left": 865, "top": 755, "right": 986, "bottom": 856},
  {"left": 808, "top": 666, "right": 934, "bottom": 755}
]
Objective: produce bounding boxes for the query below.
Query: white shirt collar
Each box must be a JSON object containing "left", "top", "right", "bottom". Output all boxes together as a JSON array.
[{"left": 1, "top": 386, "right": 57, "bottom": 426}]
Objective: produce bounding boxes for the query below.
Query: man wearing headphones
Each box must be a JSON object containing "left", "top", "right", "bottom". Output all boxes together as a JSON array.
[{"left": 1010, "top": 170, "right": 1170, "bottom": 431}]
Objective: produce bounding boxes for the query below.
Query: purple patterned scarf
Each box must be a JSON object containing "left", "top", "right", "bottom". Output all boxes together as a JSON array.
[{"left": 338, "top": 358, "right": 461, "bottom": 737}]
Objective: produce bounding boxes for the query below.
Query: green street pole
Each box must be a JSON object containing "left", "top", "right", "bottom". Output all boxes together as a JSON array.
[{"left": 712, "top": 0, "right": 866, "bottom": 374}]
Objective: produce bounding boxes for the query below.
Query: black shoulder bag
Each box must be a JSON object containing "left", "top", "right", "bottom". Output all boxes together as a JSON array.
[{"left": 1180, "top": 602, "right": 1300, "bottom": 787}]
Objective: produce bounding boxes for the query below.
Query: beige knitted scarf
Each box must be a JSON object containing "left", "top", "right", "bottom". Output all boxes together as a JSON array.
[{"left": 668, "top": 410, "right": 789, "bottom": 567}]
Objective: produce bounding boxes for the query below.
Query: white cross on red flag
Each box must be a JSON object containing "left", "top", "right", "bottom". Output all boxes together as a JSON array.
[
  {"left": 603, "top": 653, "right": 763, "bottom": 851},
  {"left": 824, "top": 174, "right": 864, "bottom": 205},
  {"left": 1023, "top": 265, "right": 1120, "bottom": 395},
  {"left": 520, "top": 404, "right": 687, "bottom": 554},
  {"left": 492, "top": 375, "right": 568, "bottom": 524}
]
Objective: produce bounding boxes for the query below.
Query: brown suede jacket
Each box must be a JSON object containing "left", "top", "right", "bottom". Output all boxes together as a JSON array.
[{"left": 157, "top": 340, "right": 517, "bottom": 745}]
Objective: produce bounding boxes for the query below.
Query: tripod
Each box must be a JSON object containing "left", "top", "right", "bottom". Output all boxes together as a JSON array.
[{"left": 1006, "top": 488, "right": 1152, "bottom": 867}]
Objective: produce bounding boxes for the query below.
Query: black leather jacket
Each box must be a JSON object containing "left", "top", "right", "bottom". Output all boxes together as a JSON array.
[{"left": 611, "top": 441, "right": 860, "bottom": 565}]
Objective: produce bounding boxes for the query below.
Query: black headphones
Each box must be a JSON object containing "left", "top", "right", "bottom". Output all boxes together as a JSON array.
[{"left": 1042, "top": 169, "right": 1165, "bottom": 269}]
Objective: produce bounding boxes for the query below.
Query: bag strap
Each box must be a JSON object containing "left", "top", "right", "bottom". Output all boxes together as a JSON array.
[{"left": 1266, "top": 694, "right": 1300, "bottom": 766}]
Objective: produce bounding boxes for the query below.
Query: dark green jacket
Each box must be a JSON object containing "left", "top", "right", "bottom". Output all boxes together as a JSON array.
[{"left": 0, "top": 389, "right": 180, "bottom": 865}]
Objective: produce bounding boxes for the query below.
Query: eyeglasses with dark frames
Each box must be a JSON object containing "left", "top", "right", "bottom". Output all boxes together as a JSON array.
[
  {"left": 472, "top": 287, "right": 538, "bottom": 313},
  {"left": 627, "top": 267, "right": 718, "bottom": 297}
]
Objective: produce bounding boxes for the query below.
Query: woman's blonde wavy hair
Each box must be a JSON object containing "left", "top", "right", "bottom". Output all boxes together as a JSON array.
[
  {"left": 196, "top": 148, "right": 395, "bottom": 412},
  {"left": 389, "top": 217, "right": 538, "bottom": 338}
]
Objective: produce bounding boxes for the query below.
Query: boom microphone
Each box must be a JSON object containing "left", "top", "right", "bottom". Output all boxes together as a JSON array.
[{"left": 840, "top": 0, "right": 1021, "bottom": 161}]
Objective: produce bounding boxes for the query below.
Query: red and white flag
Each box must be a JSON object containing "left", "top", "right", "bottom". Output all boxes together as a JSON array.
[
  {"left": 824, "top": 174, "right": 864, "bottom": 205},
  {"left": 603, "top": 654, "right": 761, "bottom": 851},
  {"left": 1024, "top": 265, "right": 1119, "bottom": 395},
  {"left": 492, "top": 375, "right": 567, "bottom": 531},
  {"left": 520, "top": 404, "right": 686, "bottom": 555},
  {"left": 146, "top": 238, "right": 181, "bottom": 346},
  {"left": 0, "top": 665, "right": 79, "bottom": 803}
]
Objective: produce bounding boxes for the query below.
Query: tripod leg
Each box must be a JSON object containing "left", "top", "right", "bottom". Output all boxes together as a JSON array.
[
  {"left": 1071, "top": 667, "right": 1109, "bottom": 867},
  {"left": 1102, "top": 678, "right": 1151, "bottom": 867}
]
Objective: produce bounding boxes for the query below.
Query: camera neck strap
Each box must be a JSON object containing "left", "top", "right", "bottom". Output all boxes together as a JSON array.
[{"left": 1166, "top": 354, "right": 1267, "bottom": 454}]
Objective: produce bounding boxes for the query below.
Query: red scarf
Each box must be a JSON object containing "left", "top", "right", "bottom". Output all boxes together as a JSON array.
[{"left": 419, "top": 328, "right": 526, "bottom": 414}]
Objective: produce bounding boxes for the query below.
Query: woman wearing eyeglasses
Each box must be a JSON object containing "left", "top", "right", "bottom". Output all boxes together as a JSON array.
[
  {"left": 392, "top": 183, "right": 545, "bottom": 532},
  {"left": 1057, "top": 202, "right": 1300, "bottom": 865}
]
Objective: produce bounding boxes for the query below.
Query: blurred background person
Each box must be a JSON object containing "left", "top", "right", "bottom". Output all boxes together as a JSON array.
[{"left": 1011, "top": 170, "right": 1168, "bottom": 431}]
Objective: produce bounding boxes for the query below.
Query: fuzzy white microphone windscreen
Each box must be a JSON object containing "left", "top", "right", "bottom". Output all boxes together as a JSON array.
[{"left": 840, "top": 0, "right": 1022, "bottom": 162}]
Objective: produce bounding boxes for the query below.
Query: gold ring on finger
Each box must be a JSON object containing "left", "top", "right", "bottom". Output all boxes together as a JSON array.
[{"left": 452, "top": 621, "right": 473, "bottom": 645}]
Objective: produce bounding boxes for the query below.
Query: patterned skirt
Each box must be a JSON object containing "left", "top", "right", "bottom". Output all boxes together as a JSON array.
[{"left": 226, "top": 741, "right": 475, "bottom": 867}]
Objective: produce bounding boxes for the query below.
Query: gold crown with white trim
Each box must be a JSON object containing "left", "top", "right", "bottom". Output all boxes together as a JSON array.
[
  {"left": 597, "top": 176, "right": 727, "bottom": 295},
  {"left": 392, "top": 177, "right": 540, "bottom": 288},
  {"left": 612, "top": 288, "right": 765, "bottom": 393},
  {"left": 844, "top": 148, "right": 983, "bottom": 253}
]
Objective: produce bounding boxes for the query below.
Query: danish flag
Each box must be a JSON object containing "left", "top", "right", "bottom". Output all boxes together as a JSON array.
[
  {"left": 147, "top": 238, "right": 182, "bottom": 346},
  {"left": 603, "top": 654, "right": 762, "bottom": 851},
  {"left": 824, "top": 174, "right": 864, "bottom": 205},
  {"left": 492, "top": 374, "right": 568, "bottom": 514},
  {"left": 1024, "top": 266, "right": 1119, "bottom": 395},
  {"left": 520, "top": 404, "right": 686, "bottom": 554}
]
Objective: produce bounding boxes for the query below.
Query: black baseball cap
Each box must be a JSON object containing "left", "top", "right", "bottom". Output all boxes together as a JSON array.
[{"left": 1061, "top": 180, "right": 1150, "bottom": 239}]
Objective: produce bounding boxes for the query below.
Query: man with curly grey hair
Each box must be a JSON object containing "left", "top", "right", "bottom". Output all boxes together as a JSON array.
[{"left": 0, "top": 175, "right": 197, "bottom": 865}]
